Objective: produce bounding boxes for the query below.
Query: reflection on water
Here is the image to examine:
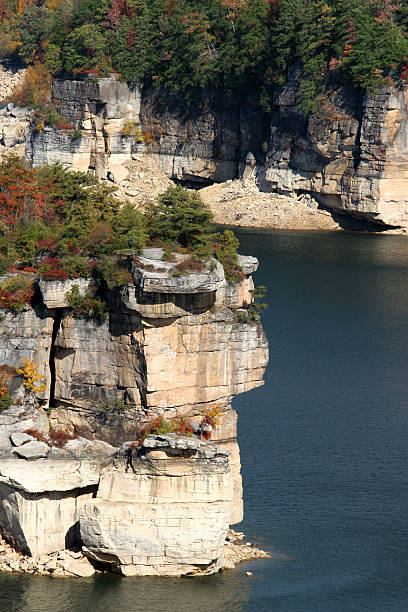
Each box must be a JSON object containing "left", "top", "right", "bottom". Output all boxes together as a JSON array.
[
  {"left": 2, "top": 229, "right": 408, "bottom": 611},
  {"left": 0, "top": 568, "right": 253, "bottom": 612}
]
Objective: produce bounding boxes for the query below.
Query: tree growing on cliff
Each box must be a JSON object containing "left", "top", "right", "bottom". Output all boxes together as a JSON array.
[{"left": 146, "top": 185, "right": 213, "bottom": 251}]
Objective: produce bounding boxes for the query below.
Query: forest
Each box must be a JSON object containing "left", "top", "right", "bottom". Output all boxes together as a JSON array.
[
  {"left": 0, "top": 155, "right": 243, "bottom": 314},
  {"left": 1, "top": 0, "right": 408, "bottom": 114}
]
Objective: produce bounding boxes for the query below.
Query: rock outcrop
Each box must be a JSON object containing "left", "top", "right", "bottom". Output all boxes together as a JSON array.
[
  {"left": 25, "top": 74, "right": 408, "bottom": 230},
  {"left": 26, "top": 76, "right": 144, "bottom": 182},
  {"left": 0, "top": 437, "right": 116, "bottom": 556},
  {"left": 80, "top": 435, "right": 233, "bottom": 576},
  {"left": 0, "top": 433, "right": 236, "bottom": 576},
  {"left": 0, "top": 250, "right": 268, "bottom": 575},
  {"left": 139, "top": 87, "right": 269, "bottom": 185},
  {"left": 258, "top": 76, "right": 408, "bottom": 229}
]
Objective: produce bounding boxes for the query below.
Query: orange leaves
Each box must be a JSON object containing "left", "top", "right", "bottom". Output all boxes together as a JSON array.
[
  {"left": 12, "top": 63, "right": 52, "bottom": 108},
  {"left": 0, "top": 155, "right": 46, "bottom": 226},
  {"left": 16, "top": 0, "right": 36, "bottom": 14}
]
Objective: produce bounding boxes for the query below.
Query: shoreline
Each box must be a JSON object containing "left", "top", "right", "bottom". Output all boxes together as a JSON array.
[{"left": 0, "top": 530, "right": 270, "bottom": 578}]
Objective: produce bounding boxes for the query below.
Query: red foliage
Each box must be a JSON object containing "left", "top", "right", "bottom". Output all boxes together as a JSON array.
[
  {"left": 86, "top": 222, "right": 113, "bottom": 254},
  {"left": 49, "top": 429, "right": 73, "bottom": 447},
  {"left": 39, "top": 257, "right": 68, "bottom": 280},
  {"left": 0, "top": 157, "right": 45, "bottom": 226},
  {"left": 67, "top": 242, "right": 80, "bottom": 255},
  {"left": 37, "top": 236, "right": 57, "bottom": 252},
  {"left": 108, "top": 0, "right": 130, "bottom": 26},
  {"left": 24, "top": 428, "right": 47, "bottom": 442},
  {"left": 0, "top": 279, "right": 34, "bottom": 312}
]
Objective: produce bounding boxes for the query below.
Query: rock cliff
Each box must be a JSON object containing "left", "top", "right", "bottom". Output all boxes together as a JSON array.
[
  {"left": 0, "top": 251, "right": 268, "bottom": 575},
  {"left": 25, "top": 74, "right": 408, "bottom": 231},
  {"left": 26, "top": 76, "right": 144, "bottom": 183}
]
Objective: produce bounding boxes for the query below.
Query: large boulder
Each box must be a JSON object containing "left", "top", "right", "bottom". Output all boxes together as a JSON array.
[{"left": 80, "top": 435, "right": 233, "bottom": 576}]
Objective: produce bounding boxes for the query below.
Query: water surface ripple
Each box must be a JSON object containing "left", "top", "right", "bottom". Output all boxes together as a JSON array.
[{"left": 2, "top": 229, "right": 408, "bottom": 611}]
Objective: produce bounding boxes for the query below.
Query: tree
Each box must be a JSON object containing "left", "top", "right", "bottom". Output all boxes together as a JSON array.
[{"left": 146, "top": 185, "right": 213, "bottom": 250}]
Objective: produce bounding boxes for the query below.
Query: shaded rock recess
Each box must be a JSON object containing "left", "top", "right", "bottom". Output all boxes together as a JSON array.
[
  {"left": 25, "top": 74, "right": 408, "bottom": 232},
  {"left": 0, "top": 251, "right": 268, "bottom": 576}
]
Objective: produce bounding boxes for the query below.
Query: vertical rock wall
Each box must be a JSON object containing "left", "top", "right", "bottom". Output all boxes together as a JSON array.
[
  {"left": 25, "top": 74, "right": 408, "bottom": 228},
  {"left": 0, "top": 254, "right": 268, "bottom": 528}
]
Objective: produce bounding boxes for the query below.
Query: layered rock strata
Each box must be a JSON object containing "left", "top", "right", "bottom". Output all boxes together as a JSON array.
[
  {"left": 80, "top": 435, "right": 233, "bottom": 576},
  {"left": 26, "top": 76, "right": 144, "bottom": 182},
  {"left": 0, "top": 433, "right": 234, "bottom": 575},
  {"left": 26, "top": 74, "right": 408, "bottom": 229},
  {"left": 0, "top": 251, "right": 268, "bottom": 575}
]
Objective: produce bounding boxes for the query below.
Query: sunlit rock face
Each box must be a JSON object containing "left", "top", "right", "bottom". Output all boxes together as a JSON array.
[
  {"left": 0, "top": 253, "right": 268, "bottom": 531},
  {"left": 26, "top": 76, "right": 144, "bottom": 181},
  {"left": 0, "top": 439, "right": 117, "bottom": 556},
  {"left": 26, "top": 74, "right": 408, "bottom": 229},
  {"left": 80, "top": 435, "right": 233, "bottom": 576},
  {"left": 258, "top": 74, "right": 408, "bottom": 229}
]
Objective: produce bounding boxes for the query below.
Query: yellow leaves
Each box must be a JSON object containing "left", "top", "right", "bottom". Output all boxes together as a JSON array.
[
  {"left": 16, "top": 0, "right": 36, "bottom": 14},
  {"left": 120, "top": 120, "right": 143, "bottom": 140},
  {"left": 16, "top": 358, "right": 46, "bottom": 394},
  {"left": 204, "top": 406, "right": 223, "bottom": 427}
]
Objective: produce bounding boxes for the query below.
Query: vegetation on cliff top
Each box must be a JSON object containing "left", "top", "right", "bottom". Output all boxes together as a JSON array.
[
  {"left": 0, "top": 155, "right": 241, "bottom": 308},
  {"left": 3, "top": 1, "right": 408, "bottom": 114}
]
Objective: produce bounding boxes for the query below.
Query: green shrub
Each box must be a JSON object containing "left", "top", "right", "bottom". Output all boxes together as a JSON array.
[
  {"left": 146, "top": 186, "right": 213, "bottom": 251},
  {"left": 65, "top": 284, "right": 107, "bottom": 321},
  {"left": 212, "top": 230, "right": 243, "bottom": 283},
  {"left": 95, "top": 256, "right": 133, "bottom": 289},
  {"left": 0, "top": 390, "right": 12, "bottom": 411}
]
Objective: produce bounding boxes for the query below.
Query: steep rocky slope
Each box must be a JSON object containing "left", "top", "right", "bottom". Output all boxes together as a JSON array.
[
  {"left": 25, "top": 74, "right": 408, "bottom": 231},
  {"left": 0, "top": 250, "right": 268, "bottom": 576}
]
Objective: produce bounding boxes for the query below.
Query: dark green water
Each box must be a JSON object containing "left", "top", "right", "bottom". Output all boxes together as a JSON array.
[{"left": 2, "top": 229, "right": 408, "bottom": 611}]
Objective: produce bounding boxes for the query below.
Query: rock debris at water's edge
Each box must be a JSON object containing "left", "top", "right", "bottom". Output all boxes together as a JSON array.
[
  {"left": 0, "top": 254, "right": 268, "bottom": 577},
  {"left": 0, "top": 529, "right": 269, "bottom": 578}
]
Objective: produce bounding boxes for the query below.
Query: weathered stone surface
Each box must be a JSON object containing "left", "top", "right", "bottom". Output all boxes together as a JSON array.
[
  {"left": 132, "top": 252, "right": 225, "bottom": 294},
  {"left": 0, "top": 437, "right": 117, "bottom": 556},
  {"left": 0, "top": 61, "right": 26, "bottom": 103},
  {"left": 0, "top": 406, "right": 49, "bottom": 452},
  {"left": 38, "top": 278, "right": 93, "bottom": 309},
  {"left": 256, "top": 76, "right": 408, "bottom": 229},
  {"left": 0, "top": 446, "right": 117, "bottom": 494},
  {"left": 0, "top": 480, "right": 95, "bottom": 556},
  {"left": 141, "top": 310, "right": 267, "bottom": 411},
  {"left": 344, "top": 87, "right": 408, "bottom": 227},
  {"left": 26, "top": 76, "right": 143, "bottom": 180},
  {"left": 56, "top": 555, "right": 95, "bottom": 577},
  {"left": 13, "top": 441, "right": 49, "bottom": 460},
  {"left": 140, "top": 87, "right": 268, "bottom": 184},
  {"left": 238, "top": 255, "right": 259, "bottom": 275},
  {"left": 0, "top": 303, "right": 54, "bottom": 401},
  {"left": 80, "top": 435, "right": 233, "bottom": 576},
  {"left": 200, "top": 178, "right": 341, "bottom": 230},
  {"left": 10, "top": 432, "right": 34, "bottom": 447}
]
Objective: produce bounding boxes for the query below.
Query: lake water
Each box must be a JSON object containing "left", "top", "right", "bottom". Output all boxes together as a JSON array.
[{"left": 2, "top": 229, "right": 408, "bottom": 611}]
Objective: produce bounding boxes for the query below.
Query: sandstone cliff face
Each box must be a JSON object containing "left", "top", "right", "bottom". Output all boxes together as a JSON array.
[
  {"left": 25, "top": 75, "right": 408, "bottom": 229},
  {"left": 0, "top": 433, "right": 233, "bottom": 576},
  {"left": 139, "top": 88, "right": 269, "bottom": 185},
  {"left": 80, "top": 435, "right": 233, "bottom": 576},
  {"left": 0, "top": 252, "right": 268, "bottom": 539},
  {"left": 259, "top": 77, "right": 408, "bottom": 228},
  {"left": 26, "top": 76, "right": 144, "bottom": 183}
]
